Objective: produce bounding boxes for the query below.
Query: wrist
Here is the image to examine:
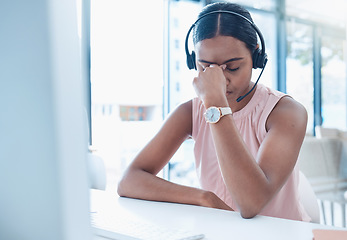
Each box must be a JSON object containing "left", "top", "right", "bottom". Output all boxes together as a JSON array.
[
  {"left": 203, "top": 98, "right": 229, "bottom": 109},
  {"left": 199, "top": 190, "right": 215, "bottom": 207},
  {"left": 204, "top": 106, "right": 232, "bottom": 124}
]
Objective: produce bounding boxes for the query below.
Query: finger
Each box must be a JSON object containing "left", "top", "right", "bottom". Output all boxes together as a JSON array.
[
  {"left": 220, "top": 64, "right": 227, "bottom": 70},
  {"left": 197, "top": 62, "right": 206, "bottom": 72}
]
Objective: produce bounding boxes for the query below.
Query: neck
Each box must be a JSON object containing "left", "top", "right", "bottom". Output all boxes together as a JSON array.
[{"left": 229, "top": 82, "right": 257, "bottom": 112}]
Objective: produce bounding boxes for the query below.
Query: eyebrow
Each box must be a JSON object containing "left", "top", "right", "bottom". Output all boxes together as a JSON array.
[{"left": 198, "top": 57, "right": 243, "bottom": 65}]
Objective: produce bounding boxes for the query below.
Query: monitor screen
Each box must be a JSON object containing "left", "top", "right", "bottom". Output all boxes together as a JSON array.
[{"left": 0, "top": 1, "right": 92, "bottom": 239}]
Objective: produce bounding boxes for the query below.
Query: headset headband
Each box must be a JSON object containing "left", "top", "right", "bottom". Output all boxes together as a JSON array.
[{"left": 185, "top": 10, "right": 267, "bottom": 69}]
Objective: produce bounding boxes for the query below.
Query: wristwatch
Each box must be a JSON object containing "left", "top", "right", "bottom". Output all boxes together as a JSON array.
[{"left": 204, "top": 106, "right": 232, "bottom": 124}]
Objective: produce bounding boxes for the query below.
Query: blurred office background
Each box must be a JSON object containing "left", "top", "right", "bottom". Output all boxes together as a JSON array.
[{"left": 86, "top": 0, "right": 346, "bottom": 208}]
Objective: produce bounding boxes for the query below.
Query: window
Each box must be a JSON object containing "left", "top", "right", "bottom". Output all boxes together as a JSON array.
[
  {"left": 321, "top": 34, "right": 346, "bottom": 129},
  {"left": 249, "top": 10, "right": 277, "bottom": 89},
  {"left": 286, "top": 0, "right": 347, "bottom": 28},
  {"left": 285, "top": 0, "right": 346, "bottom": 133},
  {"left": 166, "top": 0, "right": 202, "bottom": 111},
  {"left": 286, "top": 21, "right": 314, "bottom": 133},
  {"left": 90, "top": 0, "right": 164, "bottom": 189},
  {"left": 166, "top": 0, "right": 203, "bottom": 187}
]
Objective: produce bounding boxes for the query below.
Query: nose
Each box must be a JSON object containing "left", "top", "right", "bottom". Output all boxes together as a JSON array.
[
  {"left": 225, "top": 76, "right": 231, "bottom": 86},
  {"left": 219, "top": 65, "right": 230, "bottom": 85}
]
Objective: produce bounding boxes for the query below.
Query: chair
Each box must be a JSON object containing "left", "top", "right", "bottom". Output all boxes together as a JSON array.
[
  {"left": 298, "top": 171, "right": 320, "bottom": 223},
  {"left": 315, "top": 126, "right": 341, "bottom": 139}
]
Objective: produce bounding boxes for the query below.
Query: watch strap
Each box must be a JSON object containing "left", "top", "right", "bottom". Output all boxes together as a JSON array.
[{"left": 219, "top": 107, "right": 232, "bottom": 116}]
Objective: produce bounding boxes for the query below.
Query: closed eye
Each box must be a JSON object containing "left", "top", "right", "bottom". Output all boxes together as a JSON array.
[{"left": 226, "top": 67, "right": 239, "bottom": 72}]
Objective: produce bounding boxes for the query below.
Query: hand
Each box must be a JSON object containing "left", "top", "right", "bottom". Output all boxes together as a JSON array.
[
  {"left": 192, "top": 64, "right": 228, "bottom": 107},
  {"left": 200, "top": 190, "right": 234, "bottom": 211}
]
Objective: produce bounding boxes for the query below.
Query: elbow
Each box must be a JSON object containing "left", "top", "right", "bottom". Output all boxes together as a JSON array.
[
  {"left": 116, "top": 167, "right": 141, "bottom": 197},
  {"left": 117, "top": 171, "right": 131, "bottom": 197},
  {"left": 238, "top": 190, "right": 272, "bottom": 219},
  {"left": 117, "top": 165, "right": 150, "bottom": 199},
  {"left": 238, "top": 201, "right": 265, "bottom": 219},
  {"left": 240, "top": 210, "right": 258, "bottom": 219},
  {"left": 117, "top": 179, "right": 126, "bottom": 197}
]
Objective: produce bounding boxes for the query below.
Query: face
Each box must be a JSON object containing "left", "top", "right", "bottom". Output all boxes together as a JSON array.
[{"left": 195, "top": 35, "right": 253, "bottom": 102}]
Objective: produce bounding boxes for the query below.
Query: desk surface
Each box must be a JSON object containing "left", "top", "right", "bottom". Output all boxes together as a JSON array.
[{"left": 91, "top": 190, "right": 345, "bottom": 240}]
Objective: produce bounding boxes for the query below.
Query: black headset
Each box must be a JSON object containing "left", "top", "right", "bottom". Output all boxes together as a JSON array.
[
  {"left": 184, "top": 10, "right": 268, "bottom": 102},
  {"left": 185, "top": 10, "right": 268, "bottom": 70}
]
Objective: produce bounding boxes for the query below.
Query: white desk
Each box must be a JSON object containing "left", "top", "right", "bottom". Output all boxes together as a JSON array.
[{"left": 91, "top": 190, "right": 345, "bottom": 240}]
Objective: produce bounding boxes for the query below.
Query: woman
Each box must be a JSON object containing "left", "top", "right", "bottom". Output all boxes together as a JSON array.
[{"left": 118, "top": 2, "right": 310, "bottom": 221}]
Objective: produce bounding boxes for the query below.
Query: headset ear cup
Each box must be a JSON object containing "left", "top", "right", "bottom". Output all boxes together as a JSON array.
[
  {"left": 186, "top": 53, "right": 193, "bottom": 70},
  {"left": 186, "top": 51, "right": 196, "bottom": 70},
  {"left": 191, "top": 51, "right": 196, "bottom": 70},
  {"left": 252, "top": 48, "right": 261, "bottom": 69},
  {"left": 252, "top": 48, "right": 267, "bottom": 69}
]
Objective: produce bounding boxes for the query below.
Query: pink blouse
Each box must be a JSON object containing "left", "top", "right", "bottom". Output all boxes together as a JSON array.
[{"left": 191, "top": 84, "right": 310, "bottom": 221}]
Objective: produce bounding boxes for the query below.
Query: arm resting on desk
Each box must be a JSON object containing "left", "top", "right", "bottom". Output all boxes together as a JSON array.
[{"left": 118, "top": 166, "right": 233, "bottom": 211}]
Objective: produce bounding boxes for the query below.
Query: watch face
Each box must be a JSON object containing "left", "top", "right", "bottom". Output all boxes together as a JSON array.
[{"left": 205, "top": 107, "right": 220, "bottom": 123}]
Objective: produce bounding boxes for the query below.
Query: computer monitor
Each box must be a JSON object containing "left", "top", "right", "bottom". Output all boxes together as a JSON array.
[{"left": 0, "top": 1, "right": 92, "bottom": 239}]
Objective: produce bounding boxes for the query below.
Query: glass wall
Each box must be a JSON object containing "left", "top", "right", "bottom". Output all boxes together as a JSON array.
[
  {"left": 286, "top": 21, "right": 314, "bottom": 133},
  {"left": 321, "top": 35, "right": 346, "bottom": 129},
  {"left": 90, "top": 0, "right": 164, "bottom": 190},
  {"left": 286, "top": 0, "right": 346, "bottom": 28},
  {"left": 249, "top": 10, "right": 277, "bottom": 89},
  {"left": 285, "top": 0, "right": 347, "bottom": 133},
  {"left": 166, "top": 0, "right": 202, "bottom": 187},
  {"left": 166, "top": 0, "right": 202, "bottom": 112}
]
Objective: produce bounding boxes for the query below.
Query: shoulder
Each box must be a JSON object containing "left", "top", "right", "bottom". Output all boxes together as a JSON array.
[
  {"left": 266, "top": 96, "right": 308, "bottom": 133},
  {"left": 164, "top": 99, "right": 193, "bottom": 136},
  {"left": 273, "top": 96, "right": 307, "bottom": 120},
  {"left": 172, "top": 99, "right": 192, "bottom": 116}
]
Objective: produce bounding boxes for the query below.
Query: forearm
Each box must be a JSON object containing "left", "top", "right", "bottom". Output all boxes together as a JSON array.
[
  {"left": 118, "top": 167, "right": 205, "bottom": 207},
  {"left": 118, "top": 167, "right": 234, "bottom": 211},
  {"left": 210, "top": 116, "right": 271, "bottom": 216}
]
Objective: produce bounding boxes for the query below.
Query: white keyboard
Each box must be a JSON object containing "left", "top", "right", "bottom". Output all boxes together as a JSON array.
[{"left": 91, "top": 211, "right": 205, "bottom": 240}]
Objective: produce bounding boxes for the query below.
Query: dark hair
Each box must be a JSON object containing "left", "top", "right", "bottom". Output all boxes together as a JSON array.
[{"left": 193, "top": 2, "right": 257, "bottom": 54}]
